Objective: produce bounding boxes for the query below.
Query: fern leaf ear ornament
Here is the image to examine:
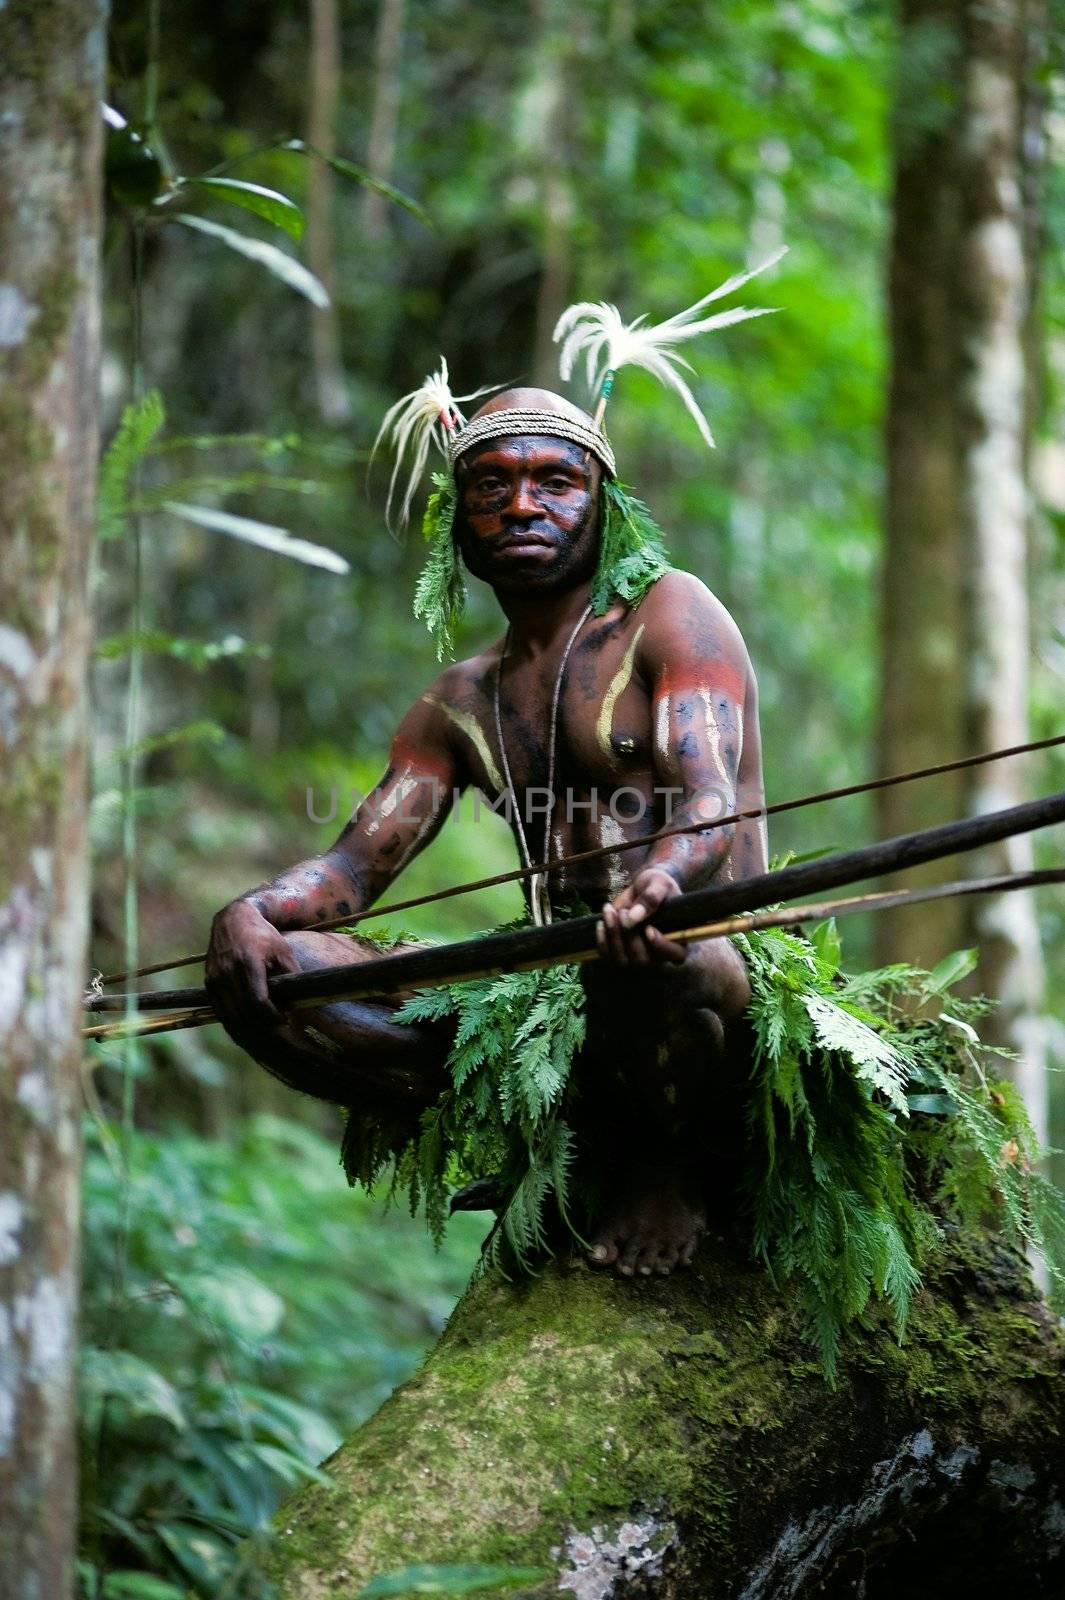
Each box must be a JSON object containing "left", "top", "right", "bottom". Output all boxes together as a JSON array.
[
  {"left": 372, "top": 358, "right": 500, "bottom": 530},
  {"left": 552, "top": 245, "right": 787, "bottom": 446}
]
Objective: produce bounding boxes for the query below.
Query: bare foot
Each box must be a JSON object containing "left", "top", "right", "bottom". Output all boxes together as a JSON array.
[{"left": 587, "top": 1166, "right": 706, "bottom": 1277}]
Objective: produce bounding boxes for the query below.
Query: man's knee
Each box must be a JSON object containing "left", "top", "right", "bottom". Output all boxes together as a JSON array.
[
  {"left": 683, "top": 937, "right": 750, "bottom": 1021},
  {"left": 283, "top": 927, "right": 364, "bottom": 972}
]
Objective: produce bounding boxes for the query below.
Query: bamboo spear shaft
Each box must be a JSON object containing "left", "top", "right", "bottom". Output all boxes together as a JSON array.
[
  {"left": 93, "top": 730, "right": 1065, "bottom": 989},
  {"left": 82, "top": 866, "right": 1065, "bottom": 1042},
  {"left": 84, "top": 789, "right": 1065, "bottom": 1034}
]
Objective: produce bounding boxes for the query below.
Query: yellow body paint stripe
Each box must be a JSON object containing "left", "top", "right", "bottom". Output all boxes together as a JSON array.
[
  {"left": 423, "top": 694, "right": 505, "bottom": 794},
  {"left": 596, "top": 624, "right": 645, "bottom": 761}
]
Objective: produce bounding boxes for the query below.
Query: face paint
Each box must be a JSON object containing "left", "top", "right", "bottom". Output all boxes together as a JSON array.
[{"left": 597, "top": 624, "right": 645, "bottom": 764}]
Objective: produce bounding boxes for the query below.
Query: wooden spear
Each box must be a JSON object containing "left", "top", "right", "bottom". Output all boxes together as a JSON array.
[{"left": 84, "top": 789, "right": 1065, "bottom": 1034}]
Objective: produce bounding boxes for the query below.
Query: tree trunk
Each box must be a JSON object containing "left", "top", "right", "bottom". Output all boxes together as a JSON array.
[
  {"left": 956, "top": 0, "right": 1047, "bottom": 1137},
  {"left": 306, "top": 0, "right": 351, "bottom": 425},
  {"left": 359, "top": 0, "right": 406, "bottom": 239},
  {"left": 876, "top": 0, "right": 966, "bottom": 970},
  {"left": 516, "top": 0, "right": 577, "bottom": 387},
  {"left": 878, "top": 0, "right": 1048, "bottom": 1141},
  {"left": 264, "top": 1227, "right": 1065, "bottom": 1597},
  {"left": 0, "top": 3, "right": 104, "bottom": 1596}
]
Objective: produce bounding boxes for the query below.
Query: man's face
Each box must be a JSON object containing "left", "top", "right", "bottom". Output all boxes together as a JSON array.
[{"left": 454, "top": 435, "right": 600, "bottom": 596}]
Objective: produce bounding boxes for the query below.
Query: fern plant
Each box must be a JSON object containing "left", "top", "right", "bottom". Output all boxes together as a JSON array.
[
  {"left": 738, "top": 923, "right": 1065, "bottom": 1381},
  {"left": 343, "top": 912, "right": 1065, "bottom": 1381}
]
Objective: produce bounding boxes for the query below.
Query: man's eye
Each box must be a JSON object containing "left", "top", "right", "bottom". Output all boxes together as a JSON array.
[
  {"left": 543, "top": 477, "right": 574, "bottom": 492},
  {"left": 475, "top": 478, "right": 505, "bottom": 493}
]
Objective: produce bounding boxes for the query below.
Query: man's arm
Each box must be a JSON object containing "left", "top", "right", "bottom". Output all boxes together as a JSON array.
[
  {"left": 598, "top": 572, "right": 750, "bottom": 965},
  {"left": 206, "top": 676, "right": 466, "bottom": 1028}
]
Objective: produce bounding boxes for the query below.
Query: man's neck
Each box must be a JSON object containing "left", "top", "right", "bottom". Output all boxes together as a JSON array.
[{"left": 494, "top": 579, "right": 595, "bottom": 658}]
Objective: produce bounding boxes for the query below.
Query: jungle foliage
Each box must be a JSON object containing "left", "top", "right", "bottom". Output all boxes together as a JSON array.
[{"left": 82, "top": 0, "right": 1065, "bottom": 1593}]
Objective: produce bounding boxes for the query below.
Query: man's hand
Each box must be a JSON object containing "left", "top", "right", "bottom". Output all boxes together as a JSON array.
[
  {"left": 205, "top": 901, "right": 301, "bottom": 1033},
  {"left": 596, "top": 868, "right": 688, "bottom": 966}
]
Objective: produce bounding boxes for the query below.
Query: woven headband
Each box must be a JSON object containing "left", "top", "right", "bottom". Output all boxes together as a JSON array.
[{"left": 447, "top": 408, "right": 617, "bottom": 478}]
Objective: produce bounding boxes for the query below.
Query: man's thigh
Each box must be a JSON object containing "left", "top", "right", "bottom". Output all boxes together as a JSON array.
[
  {"left": 581, "top": 935, "right": 750, "bottom": 1033},
  {"left": 226, "top": 929, "right": 452, "bottom": 1107}
]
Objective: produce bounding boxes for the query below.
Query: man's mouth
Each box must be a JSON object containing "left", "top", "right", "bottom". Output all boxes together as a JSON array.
[{"left": 495, "top": 531, "right": 554, "bottom": 551}]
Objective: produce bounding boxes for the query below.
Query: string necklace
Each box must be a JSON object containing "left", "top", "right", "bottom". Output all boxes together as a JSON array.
[{"left": 493, "top": 600, "right": 593, "bottom": 927}]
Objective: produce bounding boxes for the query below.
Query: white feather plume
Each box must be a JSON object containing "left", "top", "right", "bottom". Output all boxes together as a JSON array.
[
  {"left": 553, "top": 246, "right": 787, "bottom": 448},
  {"left": 373, "top": 358, "right": 497, "bottom": 528}
]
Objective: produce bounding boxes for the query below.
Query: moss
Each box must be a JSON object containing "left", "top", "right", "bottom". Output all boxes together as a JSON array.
[
  {"left": 263, "top": 1228, "right": 1065, "bottom": 1598},
  {"left": 1, "top": 2, "right": 99, "bottom": 140}
]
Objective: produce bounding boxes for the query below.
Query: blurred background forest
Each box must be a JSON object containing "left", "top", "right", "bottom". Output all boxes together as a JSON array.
[{"left": 78, "top": 0, "right": 1065, "bottom": 1593}]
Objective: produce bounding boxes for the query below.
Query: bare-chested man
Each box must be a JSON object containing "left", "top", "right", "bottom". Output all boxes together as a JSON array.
[{"left": 206, "top": 388, "right": 766, "bottom": 1276}]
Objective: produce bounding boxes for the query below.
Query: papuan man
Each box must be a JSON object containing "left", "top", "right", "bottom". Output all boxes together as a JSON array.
[{"left": 206, "top": 388, "right": 767, "bottom": 1275}]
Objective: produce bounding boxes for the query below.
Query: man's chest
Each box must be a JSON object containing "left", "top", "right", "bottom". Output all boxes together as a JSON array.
[{"left": 490, "top": 622, "right": 655, "bottom": 797}]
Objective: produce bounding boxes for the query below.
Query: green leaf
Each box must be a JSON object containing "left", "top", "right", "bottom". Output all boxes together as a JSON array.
[
  {"left": 940, "top": 1012, "right": 980, "bottom": 1044},
  {"left": 98, "top": 390, "right": 166, "bottom": 540},
  {"left": 923, "top": 947, "right": 978, "bottom": 996},
  {"left": 284, "top": 139, "right": 431, "bottom": 226},
  {"left": 96, "top": 630, "right": 271, "bottom": 669},
  {"left": 165, "top": 501, "right": 350, "bottom": 573},
  {"left": 155, "top": 1523, "right": 231, "bottom": 1589},
  {"left": 103, "top": 1575, "right": 189, "bottom": 1600},
  {"left": 81, "top": 1348, "right": 186, "bottom": 1431},
  {"left": 173, "top": 1267, "right": 284, "bottom": 1341},
  {"left": 801, "top": 993, "right": 909, "bottom": 1113},
  {"left": 106, "top": 719, "right": 226, "bottom": 765},
  {"left": 810, "top": 917, "right": 841, "bottom": 970},
  {"left": 780, "top": 844, "right": 841, "bottom": 866},
  {"left": 172, "top": 213, "right": 328, "bottom": 306},
  {"left": 105, "top": 118, "right": 164, "bottom": 207},
  {"left": 177, "top": 177, "right": 304, "bottom": 240},
  {"left": 249, "top": 1441, "right": 335, "bottom": 1487},
  {"left": 907, "top": 1093, "right": 958, "bottom": 1116},
  {"left": 359, "top": 1565, "right": 550, "bottom": 1598}
]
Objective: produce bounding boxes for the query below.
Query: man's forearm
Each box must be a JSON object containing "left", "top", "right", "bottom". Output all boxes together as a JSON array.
[
  {"left": 233, "top": 850, "right": 370, "bottom": 931},
  {"left": 644, "top": 790, "right": 734, "bottom": 893}
]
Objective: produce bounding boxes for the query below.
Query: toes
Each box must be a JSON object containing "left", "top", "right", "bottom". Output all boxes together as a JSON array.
[
  {"left": 678, "top": 1223, "right": 706, "bottom": 1269},
  {"left": 655, "top": 1244, "right": 680, "bottom": 1276},
  {"left": 635, "top": 1240, "right": 661, "bottom": 1277},
  {"left": 588, "top": 1238, "right": 619, "bottom": 1268},
  {"left": 617, "top": 1239, "right": 641, "bottom": 1277}
]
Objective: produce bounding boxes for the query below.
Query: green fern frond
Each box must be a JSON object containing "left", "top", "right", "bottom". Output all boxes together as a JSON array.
[
  {"left": 592, "top": 481, "right": 673, "bottom": 614},
  {"left": 98, "top": 390, "right": 166, "bottom": 541},
  {"left": 413, "top": 474, "right": 466, "bottom": 661}
]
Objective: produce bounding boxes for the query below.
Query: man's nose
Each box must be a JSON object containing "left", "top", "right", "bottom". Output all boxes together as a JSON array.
[{"left": 504, "top": 477, "right": 540, "bottom": 521}]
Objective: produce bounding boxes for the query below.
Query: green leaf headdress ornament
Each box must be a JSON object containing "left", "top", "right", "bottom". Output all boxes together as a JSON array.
[{"left": 375, "top": 248, "right": 785, "bottom": 659}]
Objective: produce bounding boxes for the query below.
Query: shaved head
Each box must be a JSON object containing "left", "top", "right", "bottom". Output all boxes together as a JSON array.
[{"left": 470, "top": 386, "right": 597, "bottom": 430}]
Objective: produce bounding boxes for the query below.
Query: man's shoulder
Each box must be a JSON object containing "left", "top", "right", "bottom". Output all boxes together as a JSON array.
[
  {"left": 637, "top": 569, "right": 750, "bottom": 660},
  {"left": 419, "top": 642, "right": 501, "bottom": 709}
]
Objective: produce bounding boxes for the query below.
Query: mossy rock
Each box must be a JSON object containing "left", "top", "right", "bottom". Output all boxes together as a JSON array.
[{"left": 264, "top": 1224, "right": 1065, "bottom": 1597}]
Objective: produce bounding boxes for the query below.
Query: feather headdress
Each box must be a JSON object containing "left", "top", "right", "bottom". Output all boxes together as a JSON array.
[
  {"left": 553, "top": 245, "right": 786, "bottom": 447},
  {"left": 372, "top": 358, "right": 499, "bottom": 529}
]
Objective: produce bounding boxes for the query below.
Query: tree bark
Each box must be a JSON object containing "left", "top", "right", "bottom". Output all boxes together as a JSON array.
[
  {"left": 517, "top": 0, "right": 577, "bottom": 387},
  {"left": 878, "top": 0, "right": 1048, "bottom": 1143},
  {"left": 956, "top": 0, "right": 1047, "bottom": 1135},
  {"left": 264, "top": 1227, "right": 1065, "bottom": 1597},
  {"left": 306, "top": 0, "right": 351, "bottom": 425},
  {"left": 876, "top": 0, "right": 967, "bottom": 970},
  {"left": 359, "top": 0, "right": 406, "bottom": 239},
  {"left": 0, "top": 3, "right": 105, "bottom": 1597}
]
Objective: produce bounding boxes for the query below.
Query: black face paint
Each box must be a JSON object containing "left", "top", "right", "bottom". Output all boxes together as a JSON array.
[{"left": 454, "top": 436, "right": 601, "bottom": 595}]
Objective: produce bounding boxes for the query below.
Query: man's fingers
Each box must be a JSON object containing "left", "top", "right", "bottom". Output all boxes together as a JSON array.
[
  {"left": 248, "top": 960, "right": 286, "bottom": 1025},
  {"left": 601, "top": 902, "right": 629, "bottom": 965},
  {"left": 646, "top": 927, "right": 688, "bottom": 965}
]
